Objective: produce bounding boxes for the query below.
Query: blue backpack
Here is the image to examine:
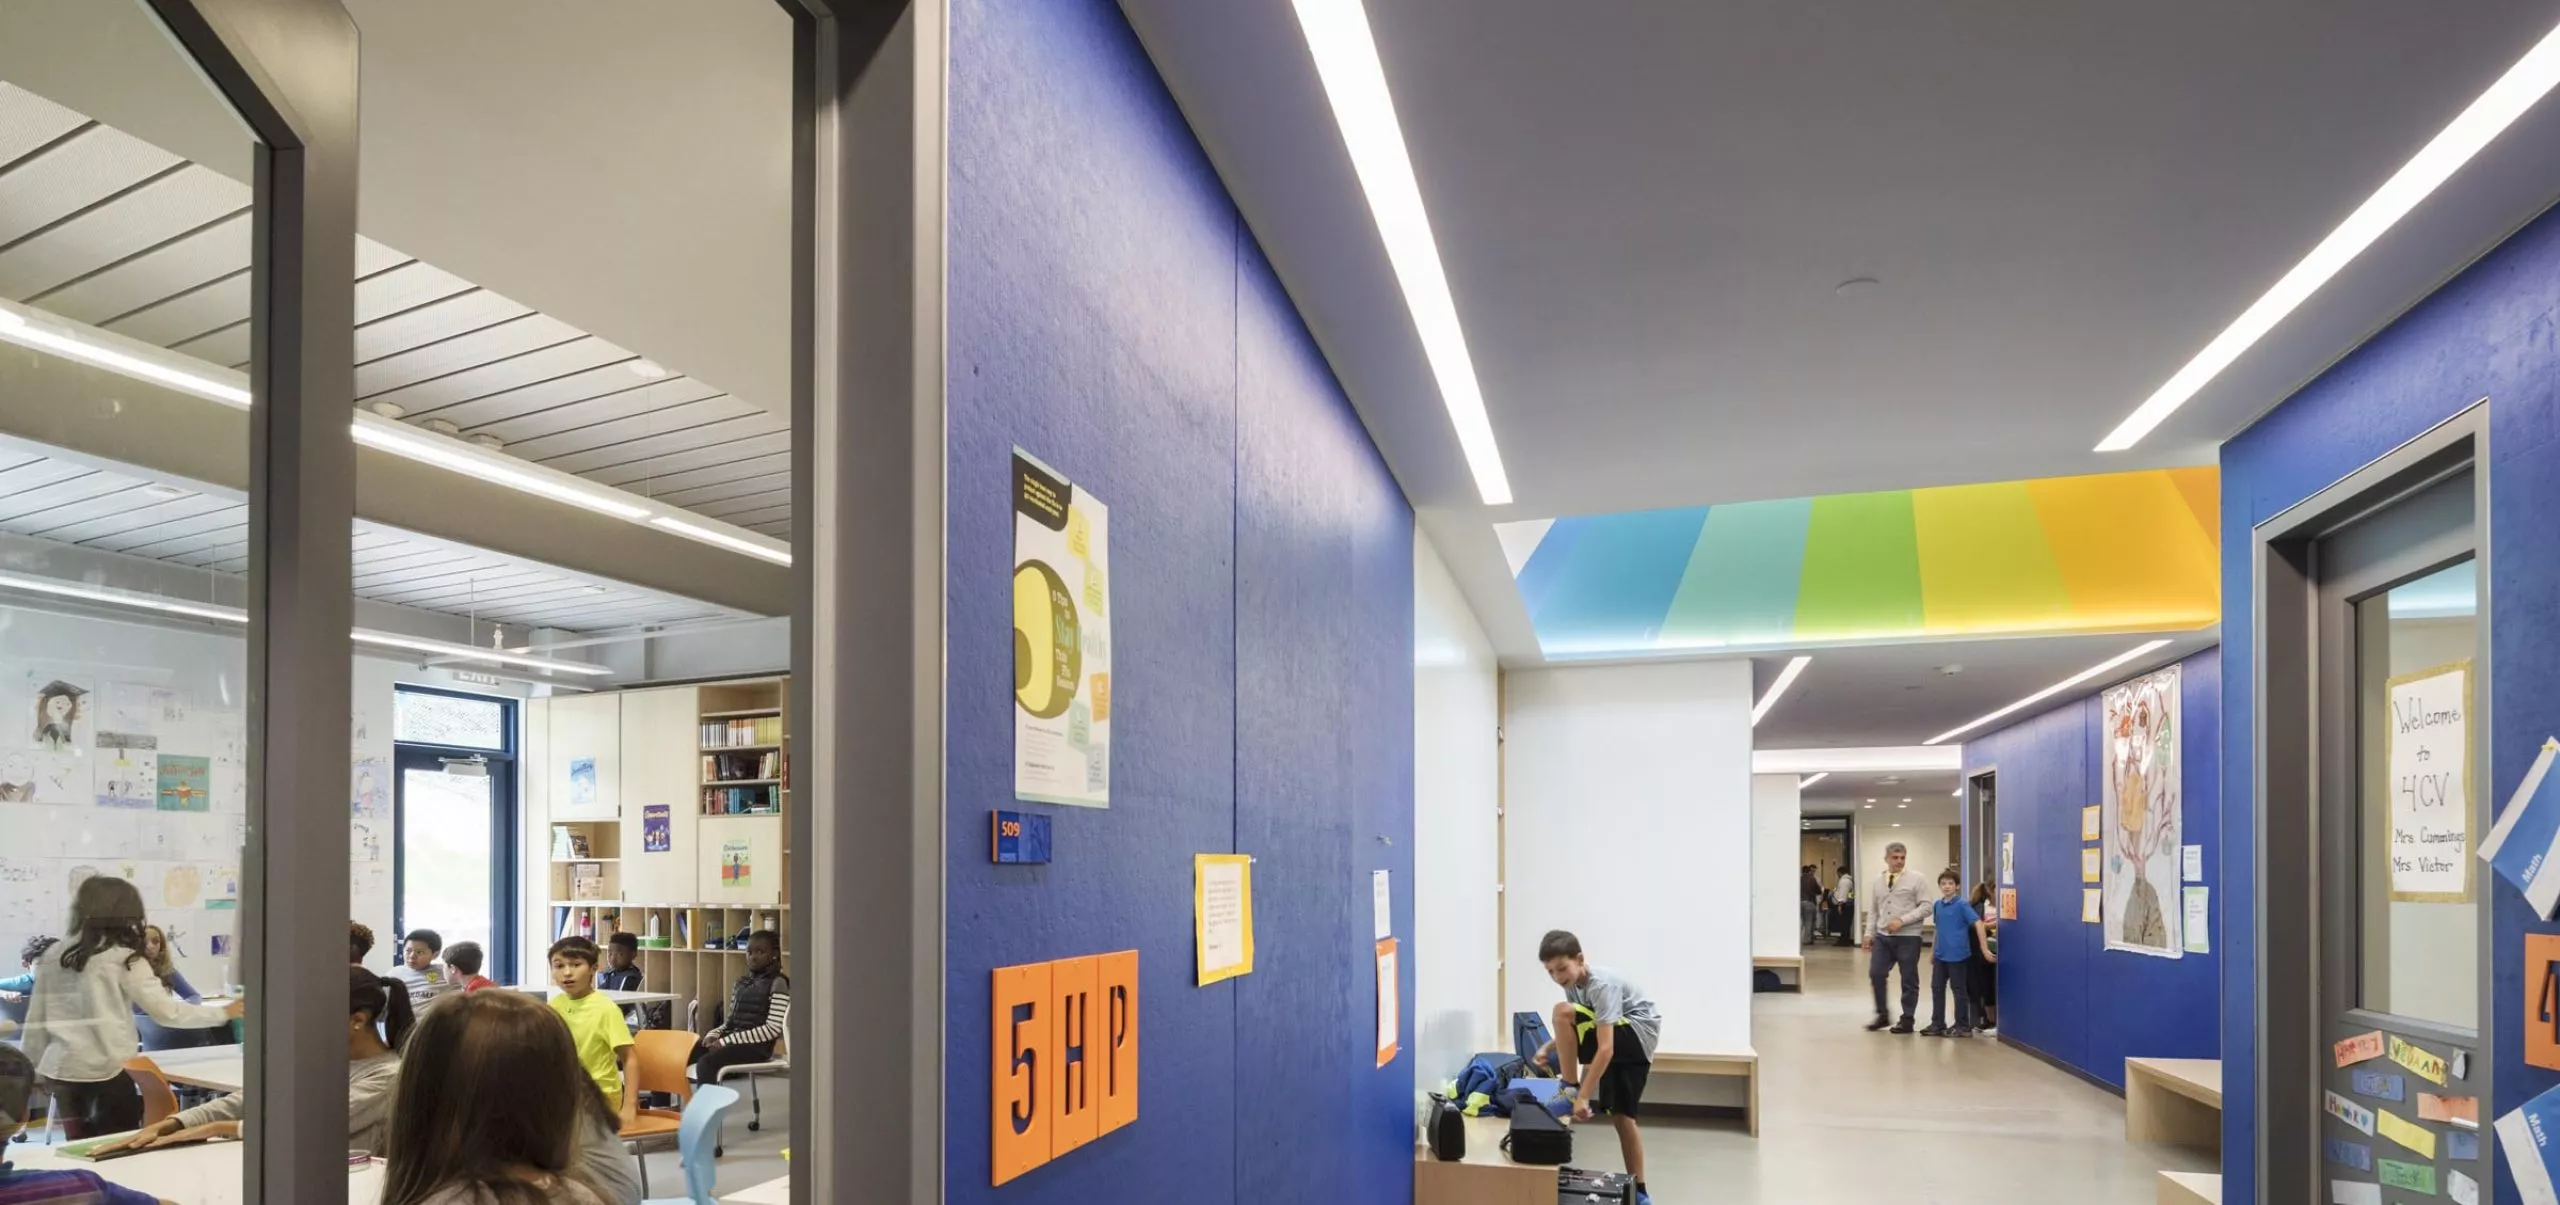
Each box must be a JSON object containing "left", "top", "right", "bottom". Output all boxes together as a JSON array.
[
  {"left": 1513, "top": 1010, "right": 1555, "bottom": 1065},
  {"left": 1452, "top": 1052, "right": 1525, "bottom": 1116}
]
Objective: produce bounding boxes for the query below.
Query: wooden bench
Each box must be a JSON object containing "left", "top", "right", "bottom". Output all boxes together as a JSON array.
[
  {"left": 2124, "top": 1057, "right": 2221, "bottom": 1154},
  {"left": 1649, "top": 1049, "right": 1759, "bottom": 1137},
  {"left": 1413, "top": 1113, "right": 1559, "bottom": 1205},
  {"left": 2157, "top": 1170, "right": 2220, "bottom": 1204},
  {"left": 1752, "top": 954, "right": 1803, "bottom": 991}
]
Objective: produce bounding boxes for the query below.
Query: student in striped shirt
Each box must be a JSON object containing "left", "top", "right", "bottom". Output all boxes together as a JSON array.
[{"left": 687, "top": 930, "right": 789, "bottom": 1086}]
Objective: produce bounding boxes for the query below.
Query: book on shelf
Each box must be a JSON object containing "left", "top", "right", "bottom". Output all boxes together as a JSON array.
[
  {"left": 702, "top": 784, "right": 780, "bottom": 815},
  {"left": 701, "top": 750, "right": 784, "bottom": 781},
  {"left": 700, "top": 715, "right": 784, "bottom": 748},
  {"left": 571, "top": 862, "right": 606, "bottom": 900},
  {"left": 550, "top": 826, "right": 574, "bottom": 859}
]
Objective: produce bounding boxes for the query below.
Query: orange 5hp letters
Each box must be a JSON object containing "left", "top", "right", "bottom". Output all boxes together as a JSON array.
[{"left": 992, "top": 950, "right": 1139, "bottom": 1186}]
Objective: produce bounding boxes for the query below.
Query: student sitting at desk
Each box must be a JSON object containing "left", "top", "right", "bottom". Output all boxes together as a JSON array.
[
  {"left": 597, "top": 933, "right": 654, "bottom": 1030},
  {"left": 381, "top": 989, "right": 622, "bottom": 1205},
  {"left": 22, "top": 877, "right": 240, "bottom": 1138},
  {"left": 443, "top": 942, "right": 497, "bottom": 995},
  {"left": 0, "top": 1045, "right": 165, "bottom": 1205},
  {"left": 392, "top": 929, "right": 451, "bottom": 1010},
  {"left": 98, "top": 966, "right": 414, "bottom": 1158}
]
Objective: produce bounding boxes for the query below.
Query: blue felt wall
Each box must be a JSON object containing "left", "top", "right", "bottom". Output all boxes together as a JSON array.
[
  {"left": 943, "top": 2, "right": 1417, "bottom": 1202},
  {"left": 1961, "top": 649, "right": 2221, "bottom": 1089},
  {"left": 2220, "top": 198, "right": 2560, "bottom": 1205}
]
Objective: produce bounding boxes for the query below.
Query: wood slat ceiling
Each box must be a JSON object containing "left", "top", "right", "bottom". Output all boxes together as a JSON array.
[
  {"left": 0, "top": 81, "right": 792, "bottom": 542},
  {"left": 0, "top": 448, "right": 747, "bottom": 633}
]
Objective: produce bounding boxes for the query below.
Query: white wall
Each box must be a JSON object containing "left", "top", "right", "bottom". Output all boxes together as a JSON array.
[
  {"left": 1412, "top": 536, "right": 1501, "bottom": 1088},
  {"left": 1750, "top": 774, "right": 1803, "bottom": 960},
  {"left": 1504, "top": 659, "right": 1754, "bottom": 1055}
]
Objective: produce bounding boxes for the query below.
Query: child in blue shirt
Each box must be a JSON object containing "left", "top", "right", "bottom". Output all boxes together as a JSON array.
[{"left": 1922, "top": 869, "right": 1993, "bottom": 1037}]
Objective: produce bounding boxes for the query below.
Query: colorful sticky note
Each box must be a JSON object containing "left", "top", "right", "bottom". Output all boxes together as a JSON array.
[
  {"left": 2450, "top": 1167, "right": 2479, "bottom": 1205},
  {"left": 2327, "top": 1091, "right": 2376, "bottom": 1135},
  {"left": 2081, "top": 847, "right": 2102, "bottom": 883},
  {"left": 2081, "top": 887, "right": 2102, "bottom": 923},
  {"left": 2378, "top": 1158, "right": 2437, "bottom": 1193},
  {"left": 2335, "top": 1031, "right": 2385, "bottom": 1067},
  {"left": 2349, "top": 1069, "right": 2403, "bottom": 1101},
  {"left": 2324, "top": 1138, "right": 2372, "bottom": 1171},
  {"left": 2390, "top": 1035, "right": 2449, "bottom": 1086},
  {"left": 2375, "top": 1107, "right": 2435, "bottom": 1158},
  {"left": 2420, "top": 1092, "right": 2480, "bottom": 1129},
  {"left": 2448, "top": 1129, "right": 2479, "bottom": 1160},
  {"left": 2081, "top": 805, "right": 2101, "bottom": 840}
]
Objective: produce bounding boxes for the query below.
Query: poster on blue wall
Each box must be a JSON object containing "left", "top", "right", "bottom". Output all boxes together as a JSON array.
[
  {"left": 2497, "top": 1076, "right": 2560, "bottom": 1205},
  {"left": 2483, "top": 739, "right": 2560, "bottom": 918},
  {"left": 1012, "top": 449, "right": 1112, "bottom": 808},
  {"left": 2101, "top": 666, "right": 2183, "bottom": 957}
]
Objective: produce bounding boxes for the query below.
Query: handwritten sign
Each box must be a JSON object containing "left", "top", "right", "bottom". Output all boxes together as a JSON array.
[
  {"left": 2390, "top": 1034, "right": 2449, "bottom": 1086},
  {"left": 2327, "top": 1090, "right": 2376, "bottom": 1135},
  {"left": 2379, "top": 1159, "right": 2437, "bottom": 1193},
  {"left": 2376, "top": 1107, "right": 2435, "bottom": 1158},
  {"left": 2420, "top": 1091, "right": 2480, "bottom": 1129},
  {"left": 2351, "top": 1069, "right": 2404, "bottom": 1101},
  {"left": 2387, "top": 661, "right": 2471, "bottom": 901},
  {"left": 2335, "top": 1030, "right": 2386, "bottom": 1067}
]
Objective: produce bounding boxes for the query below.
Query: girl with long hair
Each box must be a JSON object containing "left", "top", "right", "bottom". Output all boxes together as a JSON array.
[
  {"left": 381, "top": 988, "right": 621, "bottom": 1205},
  {"left": 135, "top": 925, "right": 201, "bottom": 1003},
  {"left": 21, "top": 876, "right": 239, "bottom": 1136},
  {"left": 102, "top": 965, "right": 418, "bottom": 1156}
]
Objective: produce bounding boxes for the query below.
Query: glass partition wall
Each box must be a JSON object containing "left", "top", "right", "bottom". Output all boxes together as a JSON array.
[{"left": 0, "top": 2, "right": 933, "bottom": 1201}]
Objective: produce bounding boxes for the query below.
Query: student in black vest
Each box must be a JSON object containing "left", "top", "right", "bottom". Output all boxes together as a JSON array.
[{"left": 688, "top": 930, "right": 789, "bottom": 1086}]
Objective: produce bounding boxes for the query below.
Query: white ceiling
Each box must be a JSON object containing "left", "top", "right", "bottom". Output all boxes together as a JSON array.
[
  {"left": 1747, "top": 631, "right": 2213, "bottom": 751},
  {"left": 1125, "top": 0, "right": 2560, "bottom": 666},
  {"left": 0, "top": 444, "right": 746, "bottom": 634},
  {"left": 0, "top": 1, "right": 795, "bottom": 536}
]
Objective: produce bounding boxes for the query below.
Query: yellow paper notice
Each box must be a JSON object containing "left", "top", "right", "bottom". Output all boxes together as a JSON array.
[
  {"left": 2375, "top": 1108, "right": 2436, "bottom": 1159},
  {"left": 1195, "top": 853, "right": 1255, "bottom": 985},
  {"left": 2388, "top": 1035, "right": 2448, "bottom": 1086}
]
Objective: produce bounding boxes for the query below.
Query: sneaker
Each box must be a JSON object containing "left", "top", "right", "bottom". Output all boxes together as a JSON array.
[
  {"left": 1636, "top": 1194, "right": 1653, "bottom": 1205},
  {"left": 1919, "top": 1025, "right": 1950, "bottom": 1037},
  {"left": 1952, "top": 1027, "right": 1976, "bottom": 1038},
  {"left": 1890, "top": 1020, "right": 1915, "bottom": 1035},
  {"left": 1864, "top": 1015, "right": 1890, "bottom": 1032}
]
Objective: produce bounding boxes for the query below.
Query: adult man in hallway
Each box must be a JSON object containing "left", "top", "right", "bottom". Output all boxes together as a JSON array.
[{"left": 1861, "top": 842, "right": 1931, "bottom": 1033}]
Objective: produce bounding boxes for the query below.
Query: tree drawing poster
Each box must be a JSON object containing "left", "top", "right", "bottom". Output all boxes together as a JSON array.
[
  {"left": 1011, "top": 449, "right": 1110, "bottom": 808},
  {"left": 2102, "top": 664, "right": 2183, "bottom": 958}
]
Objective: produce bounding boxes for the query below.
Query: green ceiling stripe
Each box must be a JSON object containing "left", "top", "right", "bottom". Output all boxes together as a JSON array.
[{"left": 1793, "top": 490, "right": 1923, "bottom": 638}]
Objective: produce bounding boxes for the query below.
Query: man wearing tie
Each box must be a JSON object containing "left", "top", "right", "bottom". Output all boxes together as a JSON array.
[{"left": 1861, "top": 842, "right": 1932, "bottom": 1034}]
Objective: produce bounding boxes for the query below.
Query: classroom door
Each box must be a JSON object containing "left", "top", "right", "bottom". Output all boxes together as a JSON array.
[{"left": 393, "top": 747, "right": 515, "bottom": 974}]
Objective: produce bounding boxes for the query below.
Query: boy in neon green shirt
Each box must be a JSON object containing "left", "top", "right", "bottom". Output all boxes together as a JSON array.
[{"left": 547, "top": 936, "right": 638, "bottom": 1128}]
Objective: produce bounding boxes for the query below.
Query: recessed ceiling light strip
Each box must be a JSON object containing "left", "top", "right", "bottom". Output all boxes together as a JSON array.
[
  {"left": 1751, "top": 655, "right": 1811, "bottom": 726},
  {"left": 0, "top": 569, "right": 610, "bottom": 677},
  {"left": 1798, "top": 772, "right": 1829, "bottom": 789},
  {"left": 2097, "top": 18, "right": 2560, "bottom": 451},
  {"left": 1291, "top": 0, "right": 1514, "bottom": 505},
  {"left": 1923, "top": 639, "right": 2173, "bottom": 745}
]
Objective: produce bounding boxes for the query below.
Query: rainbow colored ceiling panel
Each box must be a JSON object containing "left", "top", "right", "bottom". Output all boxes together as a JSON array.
[{"left": 1499, "top": 467, "right": 2219, "bottom": 657}]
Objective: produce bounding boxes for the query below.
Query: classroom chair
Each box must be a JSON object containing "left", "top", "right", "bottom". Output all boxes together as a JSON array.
[
  {"left": 621, "top": 1029, "right": 696, "bottom": 1196},
  {"left": 639, "top": 1084, "right": 738, "bottom": 1205},
  {"left": 706, "top": 1034, "right": 788, "bottom": 1135},
  {"left": 120, "top": 1057, "right": 179, "bottom": 1129}
]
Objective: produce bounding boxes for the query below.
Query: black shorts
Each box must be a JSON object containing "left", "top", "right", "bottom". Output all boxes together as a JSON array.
[{"left": 1573, "top": 1010, "right": 1652, "bottom": 1119}]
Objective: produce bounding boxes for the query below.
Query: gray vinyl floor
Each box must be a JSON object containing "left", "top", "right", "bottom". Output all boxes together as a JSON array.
[{"left": 1564, "top": 944, "right": 2218, "bottom": 1203}]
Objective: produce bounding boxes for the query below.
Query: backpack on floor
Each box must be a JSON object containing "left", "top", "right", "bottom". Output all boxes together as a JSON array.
[
  {"left": 1512, "top": 1010, "right": 1555, "bottom": 1066},
  {"left": 1499, "top": 1089, "right": 1573, "bottom": 1165}
]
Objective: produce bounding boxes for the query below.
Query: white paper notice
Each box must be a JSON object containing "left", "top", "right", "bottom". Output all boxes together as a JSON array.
[
  {"left": 1376, "top": 944, "right": 1399, "bottom": 1051},
  {"left": 2387, "top": 661, "right": 2471, "bottom": 900},
  {"left": 1372, "top": 870, "right": 1391, "bottom": 940},
  {"left": 2183, "top": 844, "right": 2203, "bottom": 882},
  {"left": 1195, "top": 854, "right": 1253, "bottom": 985},
  {"left": 2182, "top": 887, "right": 2210, "bottom": 954},
  {"left": 2331, "top": 1181, "right": 2381, "bottom": 1205},
  {"left": 2451, "top": 1168, "right": 2480, "bottom": 1205}
]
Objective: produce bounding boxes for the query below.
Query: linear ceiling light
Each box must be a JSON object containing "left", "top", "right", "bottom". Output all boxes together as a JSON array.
[
  {"left": 352, "top": 417, "right": 651, "bottom": 521},
  {"left": 1751, "top": 655, "right": 1811, "bottom": 726},
  {"left": 0, "top": 305, "right": 251, "bottom": 408},
  {"left": 1923, "top": 639, "right": 2173, "bottom": 746},
  {"left": 2096, "top": 19, "right": 2560, "bottom": 451},
  {"left": 1753, "top": 746, "right": 1962, "bottom": 774},
  {"left": 1798, "top": 772, "right": 1829, "bottom": 789},
  {"left": 0, "top": 569, "right": 609, "bottom": 676},
  {"left": 648, "top": 515, "right": 792, "bottom": 566},
  {"left": 1292, "top": 0, "right": 1513, "bottom": 505}
]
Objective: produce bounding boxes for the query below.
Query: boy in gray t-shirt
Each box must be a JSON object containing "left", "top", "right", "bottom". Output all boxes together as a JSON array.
[{"left": 1528, "top": 930, "right": 1659, "bottom": 1203}]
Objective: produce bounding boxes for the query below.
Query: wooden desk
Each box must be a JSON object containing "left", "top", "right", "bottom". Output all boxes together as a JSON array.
[
  {"left": 1413, "top": 1113, "right": 1560, "bottom": 1205},
  {"left": 5, "top": 1140, "right": 384, "bottom": 1204},
  {"left": 144, "top": 1045, "right": 246, "bottom": 1094},
  {"left": 2124, "top": 1057, "right": 2221, "bottom": 1153}
]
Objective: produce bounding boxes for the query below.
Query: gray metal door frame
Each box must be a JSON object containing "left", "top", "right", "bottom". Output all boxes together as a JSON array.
[{"left": 2253, "top": 401, "right": 2492, "bottom": 1203}]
